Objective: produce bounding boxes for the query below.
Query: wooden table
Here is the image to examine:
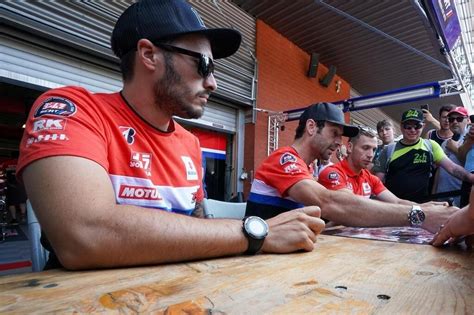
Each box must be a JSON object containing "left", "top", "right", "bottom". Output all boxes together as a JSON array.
[{"left": 0, "top": 235, "right": 473, "bottom": 314}]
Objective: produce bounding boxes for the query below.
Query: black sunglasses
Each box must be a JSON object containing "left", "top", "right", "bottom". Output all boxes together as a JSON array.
[
  {"left": 448, "top": 116, "right": 466, "bottom": 123},
  {"left": 152, "top": 42, "right": 214, "bottom": 79},
  {"left": 402, "top": 123, "right": 423, "bottom": 130}
]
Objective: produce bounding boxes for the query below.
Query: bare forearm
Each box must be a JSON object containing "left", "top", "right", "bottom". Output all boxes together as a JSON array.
[
  {"left": 23, "top": 157, "right": 247, "bottom": 270},
  {"left": 288, "top": 179, "right": 454, "bottom": 233},
  {"left": 449, "top": 164, "right": 473, "bottom": 182},
  {"left": 288, "top": 180, "right": 409, "bottom": 227},
  {"left": 320, "top": 190, "right": 409, "bottom": 227},
  {"left": 376, "top": 190, "right": 413, "bottom": 205},
  {"left": 47, "top": 204, "right": 247, "bottom": 270},
  {"left": 395, "top": 198, "right": 415, "bottom": 206}
]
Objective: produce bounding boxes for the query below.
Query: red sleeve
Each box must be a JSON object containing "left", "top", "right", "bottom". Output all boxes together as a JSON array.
[
  {"left": 256, "top": 150, "right": 313, "bottom": 196},
  {"left": 370, "top": 172, "right": 387, "bottom": 196},
  {"left": 17, "top": 86, "right": 109, "bottom": 179},
  {"left": 318, "top": 166, "right": 348, "bottom": 190}
]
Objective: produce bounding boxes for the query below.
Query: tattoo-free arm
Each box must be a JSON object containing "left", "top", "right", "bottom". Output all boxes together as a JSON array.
[
  {"left": 23, "top": 156, "right": 325, "bottom": 270},
  {"left": 376, "top": 189, "right": 413, "bottom": 205},
  {"left": 23, "top": 157, "right": 249, "bottom": 270},
  {"left": 286, "top": 179, "right": 456, "bottom": 233},
  {"left": 288, "top": 179, "right": 410, "bottom": 226}
]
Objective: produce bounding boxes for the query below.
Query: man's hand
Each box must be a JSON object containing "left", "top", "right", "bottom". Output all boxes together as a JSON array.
[
  {"left": 422, "top": 204, "right": 459, "bottom": 233},
  {"left": 446, "top": 138, "right": 460, "bottom": 153},
  {"left": 430, "top": 207, "right": 474, "bottom": 247},
  {"left": 467, "top": 124, "right": 474, "bottom": 139},
  {"left": 422, "top": 109, "right": 435, "bottom": 123},
  {"left": 262, "top": 206, "right": 325, "bottom": 253}
]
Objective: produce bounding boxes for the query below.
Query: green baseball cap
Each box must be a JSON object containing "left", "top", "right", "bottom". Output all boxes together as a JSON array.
[{"left": 401, "top": 108, "right": 424, "bottom": 123}]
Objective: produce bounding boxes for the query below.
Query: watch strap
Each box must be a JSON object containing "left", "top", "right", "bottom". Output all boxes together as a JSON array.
[
  {"left": 242, "top": 217, "right": 266, "bottom": 255},
  {"left": 243, "top": 235, "right": 265, "bottom": 255}
]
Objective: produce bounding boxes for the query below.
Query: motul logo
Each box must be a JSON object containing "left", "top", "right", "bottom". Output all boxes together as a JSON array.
[{"left": 118, "top": 185, "right": 162, "bottom": 200}]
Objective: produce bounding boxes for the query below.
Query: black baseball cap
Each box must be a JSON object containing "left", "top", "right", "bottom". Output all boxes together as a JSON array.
[
  {"left": 401, "top": 108, "right": 424, "bottom": 123},
  {"left": 298, "top": 102, "right": 359, "bottom": 137},
  {"left": 111, "top": 0, "right": 242, "bottom": 59}
]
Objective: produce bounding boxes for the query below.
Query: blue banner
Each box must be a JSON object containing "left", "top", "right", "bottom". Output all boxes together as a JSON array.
[{"left": 429, "top": 0, "right": 462, "bottom": 51}]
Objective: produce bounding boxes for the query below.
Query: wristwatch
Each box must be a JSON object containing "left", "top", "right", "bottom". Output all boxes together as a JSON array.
[
  {"left": 242, "top": 216, "right": 269, "bottom": 255},
  {"left": 408, "top": 205, "right": 425, "bottom": 227}
]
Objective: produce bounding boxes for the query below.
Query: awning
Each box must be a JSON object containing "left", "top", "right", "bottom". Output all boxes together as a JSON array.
[{"left": 231, "top": 0, "right": 472, "bottom": 122}]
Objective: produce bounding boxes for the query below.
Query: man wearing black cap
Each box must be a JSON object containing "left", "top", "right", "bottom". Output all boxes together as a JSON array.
[
  {"left": 16, "top": 0, "right": 325, "bottom": 270},
  {"left": 373, "top": 108, "right": 474, "bottom": 203},
  {"left": 246, "top": 103, "right": 456, "bottom": 230}
]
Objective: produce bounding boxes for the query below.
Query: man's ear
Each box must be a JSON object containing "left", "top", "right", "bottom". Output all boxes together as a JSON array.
[
  {"left": 346, "top": 141, "right": 353, "bottom": 154},
  {"left": 306, "top": 119, "right": 316, "bottom": 136},
  {"left": 136, "top": 39, "right": 158, "bottom": 71}
]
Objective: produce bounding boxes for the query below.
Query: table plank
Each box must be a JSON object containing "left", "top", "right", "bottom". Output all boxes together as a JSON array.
[{"left": 0, "top": 235, "right": 472, "bottom": 314}]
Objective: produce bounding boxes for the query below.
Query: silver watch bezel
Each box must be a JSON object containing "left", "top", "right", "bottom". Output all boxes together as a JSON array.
[
  {"left": 408, "top": 205, "right": 425, "bottom": 227},
  {"left": 243, "top": 216, "right": 269, "bottom": 240}
]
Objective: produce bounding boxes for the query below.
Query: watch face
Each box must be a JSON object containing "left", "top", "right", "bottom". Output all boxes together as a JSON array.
[
  {"left": 409, "top": 208, "right": 425, "bottom": 226},
  {"left": 245, "top": 216, "right": 269, "bottom": 239}
]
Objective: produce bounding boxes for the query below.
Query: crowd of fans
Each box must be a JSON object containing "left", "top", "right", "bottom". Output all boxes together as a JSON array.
[
  {"left": 311, "top": 105, "right": 474, "bottom": 209},
  {"left": 308, "top": 105, "right": 474, "bottom": 246}
]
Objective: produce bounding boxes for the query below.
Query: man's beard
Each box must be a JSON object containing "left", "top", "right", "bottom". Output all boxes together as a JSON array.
[
  {"left": 153, "top": 52, "right": 207, "bottom": 119},
  {"left": 319, "top": 146, "right": 333, "bottom": 161}
]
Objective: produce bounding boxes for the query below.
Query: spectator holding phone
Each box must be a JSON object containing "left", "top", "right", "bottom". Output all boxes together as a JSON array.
[{"left": 422, "top": 105, "right": 440, "bottom": 130}]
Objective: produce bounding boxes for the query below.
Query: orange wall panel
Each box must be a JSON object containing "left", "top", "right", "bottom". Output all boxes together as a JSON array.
[{"left": 244, "top": 20, "right": 352, "bottom": 196}]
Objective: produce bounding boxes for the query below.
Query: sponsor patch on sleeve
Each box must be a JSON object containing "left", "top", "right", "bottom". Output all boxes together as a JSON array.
[
  {"left": 283, "top": 163, "right": 302, "bottom": 174},
  {"left": 280, "top": 152, "right": 297, "bottom": 165},
  {"left": 327, "top": 171, "right": 341, "bottom": 186},
  {"left": 34, "top": 97, "right": 77, "bottom": 118}
]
